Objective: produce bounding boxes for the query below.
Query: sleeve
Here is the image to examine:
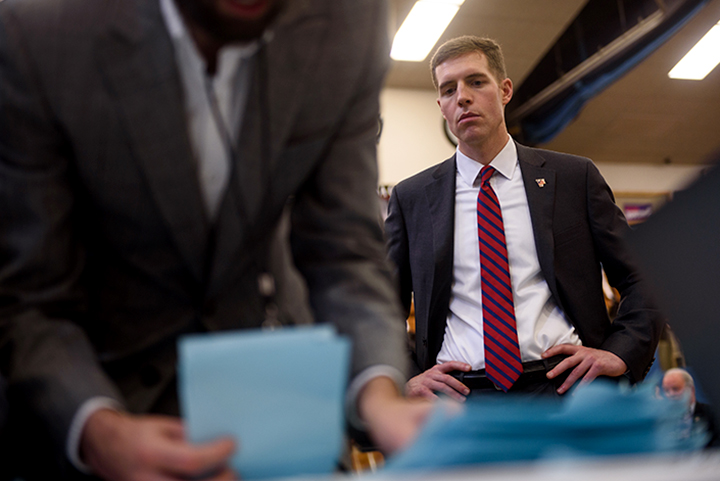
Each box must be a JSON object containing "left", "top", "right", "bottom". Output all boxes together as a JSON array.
[
  {"left": 384, "top": 186, "right": 413, "bottom": 318},
  {"left": 287, "top": 0, "right": 408, "bottom": 383},
  {"left": 384, "top": 185, "right": 423, "bottom": 378},
  {"left": 0, "top": 6, "right": 123, "bottom": 456},
  {"left": 585, "top": 162, "right": 665, "bottom": 382}
]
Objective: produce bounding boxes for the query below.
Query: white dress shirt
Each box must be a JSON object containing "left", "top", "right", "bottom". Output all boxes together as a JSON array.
[
  {"left": 436, "top": 136, "right": 581, "bottom": 370},
  {"left": 162, "top": 0, "right": 260, "bottom": 220}
]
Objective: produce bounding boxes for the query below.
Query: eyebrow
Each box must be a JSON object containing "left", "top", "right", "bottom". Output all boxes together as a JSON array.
[{"left": 438, "top": 72, "right": 492, "bottom": 92}]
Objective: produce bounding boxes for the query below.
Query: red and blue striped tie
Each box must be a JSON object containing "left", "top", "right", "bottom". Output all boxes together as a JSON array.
[{"left": 477, "top": 165, "right": 522, "bottom": 391}]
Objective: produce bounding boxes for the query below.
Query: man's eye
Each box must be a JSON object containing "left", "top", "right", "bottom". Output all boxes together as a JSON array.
[{"left": 442, "top": 87, "right": 455, "bottom": 96}]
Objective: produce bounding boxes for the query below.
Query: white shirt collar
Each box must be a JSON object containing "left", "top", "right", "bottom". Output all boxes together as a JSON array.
[
  {"left": 456, "top": 135, "right": 517, "bottom": 187},
  {"left": 159, "top": 0, "right": 187, "bottom": 40}
]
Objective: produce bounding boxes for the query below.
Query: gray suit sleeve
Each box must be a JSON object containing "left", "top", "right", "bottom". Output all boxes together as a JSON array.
[
  {"left": 0, "top": 5, "right": 123, "bottom": 453},
  {"left": 287, "top": 1, "right": 408, "bottom": 382}
]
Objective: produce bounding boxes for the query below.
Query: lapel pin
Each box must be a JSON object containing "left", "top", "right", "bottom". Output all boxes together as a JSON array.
[{"left": 535, "top": 178, "right": 546, "bottom": 188}]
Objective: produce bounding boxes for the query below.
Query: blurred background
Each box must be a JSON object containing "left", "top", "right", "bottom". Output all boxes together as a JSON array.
[{"left": 378, "top": 0, "right": 720, "bottom": 203}]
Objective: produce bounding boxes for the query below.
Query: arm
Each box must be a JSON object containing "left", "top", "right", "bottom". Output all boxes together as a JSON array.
[
  {"left": 288, "top": 0, "right": 407, "bottom": 387},
  {"left": 0, "top": 5, "right": 122, "bottom": 451},
  {"left": 286, "top": 2, "right": 428, "bottom": 452},
  {"left": 385, "top": 181, "right": 474, "bottom": 400},
  {"left": 545, "top": 161, "right": 663, "bottom": 390},
  {"left": 584, "top": 161, "right": 663, "bottom": 381}
]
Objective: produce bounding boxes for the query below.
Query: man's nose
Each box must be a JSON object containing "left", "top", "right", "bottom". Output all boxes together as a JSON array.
[{"left": 456, "top": 83, "right": 472, "bottom": 105}]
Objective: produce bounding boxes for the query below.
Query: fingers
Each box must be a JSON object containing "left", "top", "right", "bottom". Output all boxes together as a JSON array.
[
  {"left": 427, "top": 377, "right": 468, "bottom": 402},
  {"left": 82, "top": 411, "right": 237, "bottom": 481},
  {"left": 555, "top": 358, "right": 591, "bottom": 394},
  {"left": 542, "top": 343, "right": 581, "bottom": 358},
  {"left": 545, "top": 347, "right": 627, "bottom": 394},
  {"left": 405, "top": 383, "right": 440, "bottom": 400},
  {"left": 435, "top": 361, "right": 471, "bottom": 373},
  {"left": 406, "top": 364, "right": 471, "bottom": 402},
  {"left": 545, "top": 355, "right": 576, "bottom": 380},
  {"left": 156, "top": 434, "right": 236, "bottom": 478}
]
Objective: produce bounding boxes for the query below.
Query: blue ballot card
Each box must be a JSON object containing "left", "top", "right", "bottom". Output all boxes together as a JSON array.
[
  {"left": 178, "top": 325, "right": 351, "bottom": 479},
  {"left": 384, "top": 380, "right": 706, "bottom": 473}
]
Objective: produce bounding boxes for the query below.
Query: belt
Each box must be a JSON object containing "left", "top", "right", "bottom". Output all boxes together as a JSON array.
[{"left": 449, "top": 354, "right": 568, "bottom": 391}]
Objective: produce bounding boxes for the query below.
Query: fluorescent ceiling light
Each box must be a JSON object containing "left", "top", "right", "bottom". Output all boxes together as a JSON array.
[
  {"left": 668, "top": 21, "right": 720, "bottom": 80},
  {"left": 391, "top": 0, "right": 465, "bottom": 62}
]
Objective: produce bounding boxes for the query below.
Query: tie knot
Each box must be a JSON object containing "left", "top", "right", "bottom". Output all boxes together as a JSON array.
[{"left": 480, "top": 165, "right": 495, "bottom": 186}]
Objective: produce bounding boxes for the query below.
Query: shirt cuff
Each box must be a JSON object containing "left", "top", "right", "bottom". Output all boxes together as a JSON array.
[
  {"left": 66, "top": 396, "right": 123, "bottom": 474},
  {"left": 345, "top": 365, "right": 406, "bottom": 431}
]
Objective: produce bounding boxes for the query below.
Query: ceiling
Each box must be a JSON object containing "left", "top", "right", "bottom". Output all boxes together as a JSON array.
[{"left": 385, "top": 0, "right": 720, "bottom": 166}]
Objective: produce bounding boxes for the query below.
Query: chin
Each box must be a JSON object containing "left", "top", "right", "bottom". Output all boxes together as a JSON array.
[{"left": 188, "top": 0, "right": 284, "bottom": 42}]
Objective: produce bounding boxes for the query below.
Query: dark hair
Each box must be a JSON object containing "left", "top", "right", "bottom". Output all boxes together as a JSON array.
[{"left": 430, "top": 36, "right": 507, "bottom": 88}]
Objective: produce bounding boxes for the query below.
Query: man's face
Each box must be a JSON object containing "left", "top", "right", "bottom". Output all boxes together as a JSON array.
[
  {"left": 435, "top": 52, "right": 512, "bottom": 154},
  {"left": 179, "top": 0, "right": 285, "bottom": 42},
  {"left": 662, "top": 372, "right": 695, "bottom": 405}
]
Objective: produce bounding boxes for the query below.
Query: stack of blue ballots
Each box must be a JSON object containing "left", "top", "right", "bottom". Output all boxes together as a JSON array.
[
  {"left": 384, "top": 379, "right": 707, "bottom": 473},
  {"left": 178, "top": 325, "right": 350, "bottom": 480}
]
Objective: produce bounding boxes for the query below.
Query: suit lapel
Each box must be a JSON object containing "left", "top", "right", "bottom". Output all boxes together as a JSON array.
[
  {"left": 229, "top": 1, "right": 327, "bottom": 225},
  {"left": 423, "top": 157, "right": 456, "bottom": 364},
  {"left": 517, "top": 143, "right": 560, "bottom": 302},
  {"left": 95, "top": 0, "right": 208, "bottom": 282},
  {"left": 208, "top": 1, "right": 328, "bottom": 292}
]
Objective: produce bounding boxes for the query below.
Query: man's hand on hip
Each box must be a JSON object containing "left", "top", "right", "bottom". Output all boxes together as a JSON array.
[
  {"left": 80, "top": 409, "right": 236, "bottom": 481},
  {"left": 543, "top": 344, "right": 627, "bottom": 394},
  {"left": 405, "top": 361, "right": 471, "bottom": 402}
]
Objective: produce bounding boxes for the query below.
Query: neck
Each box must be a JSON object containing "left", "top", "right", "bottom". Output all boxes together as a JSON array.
[
  {"left": 460, "top": 130, "right": 510, "bottom": 166},
  {"left": 173, "top": 1, "right": 224, "bottom": 75}
]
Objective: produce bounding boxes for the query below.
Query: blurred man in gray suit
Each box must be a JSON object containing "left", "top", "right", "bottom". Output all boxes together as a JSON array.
[{"left": 0, "top": 0, "right": 430, "bottom": 479}]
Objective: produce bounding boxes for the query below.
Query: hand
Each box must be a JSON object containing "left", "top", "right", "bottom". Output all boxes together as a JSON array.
[
  {"left": 357, "top": 377, "right": 433, "bottom": 454},
  {"left": 543, "top": 344, "right": 627, "bottom": 395},
  {"left": 80, "top": 409, "right": 236, "bottom": 481},
  {"left": 405, "top": 361, "right": 471, "bottom": 402}
]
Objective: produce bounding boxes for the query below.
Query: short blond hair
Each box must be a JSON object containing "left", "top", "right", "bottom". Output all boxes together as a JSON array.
[{"left": 430, "top": 36, "right": 507, "bottom": 89}]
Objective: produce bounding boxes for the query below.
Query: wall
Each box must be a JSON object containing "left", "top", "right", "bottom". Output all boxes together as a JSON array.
[{"left": 377, "top": 88, "right": 705, "bottom": 194}]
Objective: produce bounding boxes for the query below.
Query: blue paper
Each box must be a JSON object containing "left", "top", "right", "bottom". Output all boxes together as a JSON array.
[
  {"left": 384, "top": 380, "right": 707, "bottom": 473},
  {"left": 178, "top": 325, "right": 350, "bottom": 479}
]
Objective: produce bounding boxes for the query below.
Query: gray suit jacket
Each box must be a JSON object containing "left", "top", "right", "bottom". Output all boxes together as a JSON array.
[
  {"left": 385, "top": 143, "right": 663, "bottom": 382},
  {"left": 0, "top": 0, "right": 406, "bottom": 470}
]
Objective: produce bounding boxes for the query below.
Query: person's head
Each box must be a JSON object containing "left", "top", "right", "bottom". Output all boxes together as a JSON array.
[
  {"left": 662, "top": 368, "right": 696, "bottom": 405},
  {"left": 175, "top": 0, "right": 286, "bottom": 45},
  {"left": 431, "top": 36, "right": 513, "bottom": 162},
  {"left": 430, "top": 36, "right": 507, "bottom": 89}
]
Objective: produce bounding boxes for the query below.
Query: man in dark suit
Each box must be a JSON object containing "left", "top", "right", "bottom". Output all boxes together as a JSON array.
[
  {"left": 0, "top": 0, "right": 430, "bottom": 479},
  {"left": 385, "top": 36, "right": 662, "bottom": 401}
]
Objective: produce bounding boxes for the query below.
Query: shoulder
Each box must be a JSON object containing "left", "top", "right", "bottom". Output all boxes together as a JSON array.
[
  {"left": 0, "top": 0, "right": 112, "bottom": 30},
  {"left": 394, "top": 157, "right": 455, "bottom": 194},
  {"left": 517, "top": 142, "right": 593, "bottom": 169}
]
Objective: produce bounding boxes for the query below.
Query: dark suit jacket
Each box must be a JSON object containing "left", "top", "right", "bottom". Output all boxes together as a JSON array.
[
  {"left": 385, "top": 142, "right": 663, "bottom": 381},
  {"left": 0, "top": 0, "right": 407, "bottom": 474},
  {"left": 694, "top": 402, "right": 720, "bottom": 448}
]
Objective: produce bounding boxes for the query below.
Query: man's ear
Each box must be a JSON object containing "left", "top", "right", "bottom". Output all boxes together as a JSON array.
[
  {"left": 501, "top": 78, "right": 513, "bottom": 106},
  {"left": 437, "top": 98, "right": 447, "bottom": 120}
]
